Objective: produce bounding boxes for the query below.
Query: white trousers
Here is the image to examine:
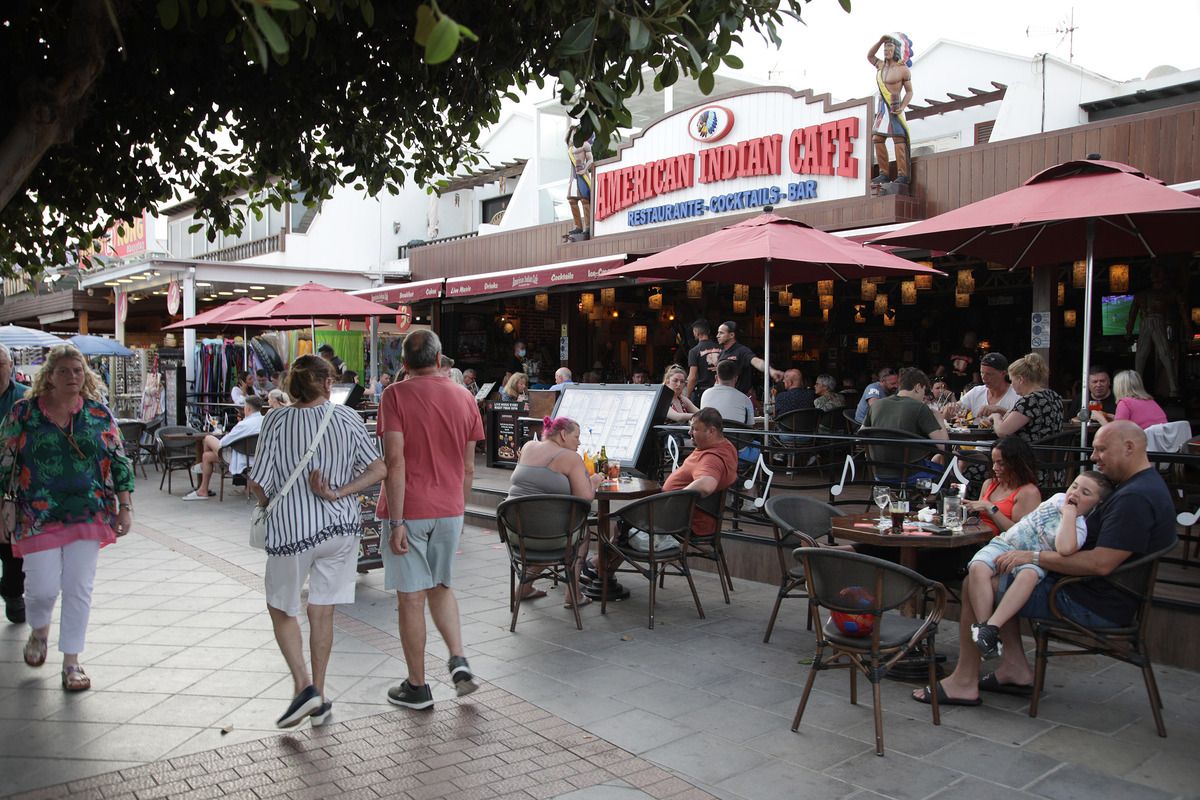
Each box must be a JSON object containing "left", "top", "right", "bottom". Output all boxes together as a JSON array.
[{"left": 22, "top": 540, "right": 101, "bottom": 655}]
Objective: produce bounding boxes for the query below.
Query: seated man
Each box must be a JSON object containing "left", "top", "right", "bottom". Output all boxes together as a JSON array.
[
  {"left": 864, "top": 367, "right": 947, "bottom": 481},
  {"left": 183, "top": 395, "right": 265, "bottom": 501},
  {"left": 701, "top": 359, "right": 754, "bottom": 427},
  {"left": 914, "top": 421, "right": 1178, "bottom": 706},
  {"left": 661, "top": 408, "right": 740, "bottom": 538},
  {"left": 774, "top": 369, "right": 816, "bottom": 415}
]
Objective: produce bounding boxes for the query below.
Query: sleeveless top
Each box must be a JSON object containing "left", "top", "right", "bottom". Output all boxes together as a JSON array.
[
  {"left": 508, "top": 463, "right": 571, "bottom": 498},
  {"left": 982, "top": 482, "right": 1026, "bottom": 535}
]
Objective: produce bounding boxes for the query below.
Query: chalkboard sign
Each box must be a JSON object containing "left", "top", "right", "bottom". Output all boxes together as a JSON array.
[
  {"left": 353, "top": 483, "right": 383, "bottom": 573},
  {"left": 551, "top": 384, "right": 670, "bottom": 469}
]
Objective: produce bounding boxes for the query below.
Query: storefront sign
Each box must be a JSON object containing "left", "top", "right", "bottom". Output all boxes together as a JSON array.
[
  {"left": 593, "top": 88, "right": 870, "bottom": 237},
  {"left": 116, "top": 290, "right": 128, "bottom": 324},
  {"left": 445, "top": 257, "right": 625, "bottom": 299},
  {"left": 366, "top": 278, "right": 443, "bottom": 304},
  {"left": 167, "top": 280, "right": 181, "bottom": 315},
  {"left": 79, "top": 212, "right": 149, "bottom": 266},
  {"left": 396, "top": 305, "right": 413, "bottom": 332}
]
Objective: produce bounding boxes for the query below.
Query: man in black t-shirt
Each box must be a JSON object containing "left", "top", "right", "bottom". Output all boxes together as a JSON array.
[
  {"left": 913, "top": 420, "right": 1177, "bottom": 706},
  {"left": 685, "top": 320, "right": 723, "bottom": 405},
  {"left": 502, "top": 341, "right": 527, "bottom": 386},
  {"left": 714, "top": 320, "right": 783, "bottom": 397}
]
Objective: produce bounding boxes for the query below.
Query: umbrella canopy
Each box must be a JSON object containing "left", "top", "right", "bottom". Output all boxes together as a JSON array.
[
  {"left": 162, "top": 297, "right": 260, "bottom": 330},
  {"left": 69, "top": 335, "right": 134, "bottom": 357},
  {"left": 225, "top": 282, "right": 398, "bottom": 322},
  {"left": 871, "top": 158, "right": 1200, "bottom": 443},
  {"left": 605, "top": 213, "right": 944, "bottom": 427},
  {"left": 0, "top": 325, "right": 63, "bottom": 349},
  {"left": 871, "top": 159, "right": 1200, "bottom": 266}
]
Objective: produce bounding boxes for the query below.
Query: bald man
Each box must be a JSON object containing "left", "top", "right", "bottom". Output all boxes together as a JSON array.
[
  {"left": 774, "top": 369, "right": 815, "bottom": 415},
  {"left": 915, "top": 420, "right": 1177, "bottom": 706}
]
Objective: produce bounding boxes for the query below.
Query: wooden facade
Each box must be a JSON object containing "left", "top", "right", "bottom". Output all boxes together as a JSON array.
[{"left": 411, "top": 102, "right": 1200, "bottom": 281}]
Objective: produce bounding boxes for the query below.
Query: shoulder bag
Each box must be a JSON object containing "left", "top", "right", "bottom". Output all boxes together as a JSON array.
[
  {"left": 250, "top": 403, "right": 337, "bottom": 550},
  {"left": 1, "top": 449, "right": 19, "bottom": 545}
]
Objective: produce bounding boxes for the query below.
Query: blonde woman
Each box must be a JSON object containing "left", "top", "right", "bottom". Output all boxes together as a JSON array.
[
  {"left": 266, "top": 388, "right": 290, "bottom": 410},
  {"left": 988, "top": 353, "right": 1063, "bottom": 444},
  {"left": 500, "top": 371, "right": 528, "bottom": 402},
  {"left": 1096, "top": 370, "right": 1167, "bottom": 429},
  {"left": 663, "top": 366, "right": 699, "bottom": 422},
  {"left": 3, "top": 345, "right": 134, "bottom": 692}
]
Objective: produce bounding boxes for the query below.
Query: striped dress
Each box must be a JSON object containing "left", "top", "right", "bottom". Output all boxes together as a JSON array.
[{"left": 249, "top": 402, "right": 379, "bottom": 556}]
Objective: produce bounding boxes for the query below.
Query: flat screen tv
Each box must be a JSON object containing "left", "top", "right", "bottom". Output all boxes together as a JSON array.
[{"left": 1101, "top": 294, "right": 1141, "bottom": 336}]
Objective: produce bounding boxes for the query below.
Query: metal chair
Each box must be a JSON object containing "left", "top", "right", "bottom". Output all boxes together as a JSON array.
[
  {"left": 1029, "top": 543, "right": 1176, "bottom": 737},
  {"left": 117, "top": 421, "right": 148, "bottom": 479},
  {"left": 156, "top": 425, "right": 200, "bottom": 493},
  {"left": 857, "top": 426, "right": 944, "bottom": 487},
  {"left": 601, "top": 489, "right": 704, "bottom": 629},
  {"left": 495, "top": 495, "right": 592, "bottom": 631},
  {"left": 681, "top": 490, "right": 733, "bottom": 604},
  {"left": 791, "top": 547, "right": 947, "bottom": 757},
  {"left": 217, "top": 434, "right": 259, "bottom": 501},
  {"left": 761, "top": 496, "right": 834, "bottom": 642}
]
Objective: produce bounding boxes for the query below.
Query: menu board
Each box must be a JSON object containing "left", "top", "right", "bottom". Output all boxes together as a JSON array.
[
  {"left": 353, "top": 484, "right": 383, "bottom": 572},
  {"left": 552, "top": 384, "right": 670, "bottom": 466},
  {"left": 488, "top": 401, "right": 527, "bottom": 468}
]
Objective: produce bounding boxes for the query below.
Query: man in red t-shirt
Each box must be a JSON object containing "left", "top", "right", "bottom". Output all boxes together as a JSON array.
[
  {"left": 662, "top": 408, "right": 740, "bottom": 536},
  {"left": 376, "top": 330, "right": 484, "bottom": 711}
]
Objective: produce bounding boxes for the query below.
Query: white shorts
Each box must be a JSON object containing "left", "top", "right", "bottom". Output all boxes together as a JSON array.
[{"left": 265, "top": 534, "right": 359, "bottom": 616}]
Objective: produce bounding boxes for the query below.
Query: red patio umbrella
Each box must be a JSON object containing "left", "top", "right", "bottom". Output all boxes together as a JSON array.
[
  {"left": 604, "top": 212, "right": 944, "bottom": 427},
  {"left": 164, "top": 297, "right": 329, "bottom": 369},
  {"left": 224, "top": 282, "right": 400, "bottom": 343},
  {"left": 871, "top": 157, "right": 1200, "bottom": 443}
]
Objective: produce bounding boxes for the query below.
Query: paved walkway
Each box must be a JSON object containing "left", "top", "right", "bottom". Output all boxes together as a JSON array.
[{"left": 2, "top": 474, "right": 1198, "bottom": 799}]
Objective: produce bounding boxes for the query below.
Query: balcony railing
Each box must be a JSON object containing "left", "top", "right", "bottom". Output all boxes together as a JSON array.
[
  {"left": 398, "top": 231, "right": 478, "bottom": 260},
  {"left": 198, "top": 232, "right": 285, "bottom": 262}
]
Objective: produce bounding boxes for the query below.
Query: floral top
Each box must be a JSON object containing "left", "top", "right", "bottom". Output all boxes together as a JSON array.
[
  {"left": 1, "top": 396, "right": 134, "bottom": 543},
  {"left": 1011, "top": 388, "right": 1064, "bottom": 444}
]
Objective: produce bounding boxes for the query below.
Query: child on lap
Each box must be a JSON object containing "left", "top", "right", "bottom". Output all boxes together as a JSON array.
[{"left": 966, "top": 471, "right": 1113, "bottom": 658}]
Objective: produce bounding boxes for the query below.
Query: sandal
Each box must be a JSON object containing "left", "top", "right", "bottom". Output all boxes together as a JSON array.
[
  {"left": 23, "top": 634, "right": 47, "bottom": 668},
  {"left": 62, "top": 665, "right": 91, "bottom": 692},
  {"left": 564, "top": 595, "right": 593, "bottom": 609}
]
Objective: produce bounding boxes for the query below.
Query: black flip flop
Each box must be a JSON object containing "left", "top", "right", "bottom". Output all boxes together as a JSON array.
[
  {"left": 913, "top": 683, "right": 982, "bottom": 707},
  {"left": 978, "top": 672, "right": 1034, "bottom": 697}
]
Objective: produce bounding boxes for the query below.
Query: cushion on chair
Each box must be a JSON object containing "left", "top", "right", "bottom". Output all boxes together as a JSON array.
[{"left": 822, "top": 614, "right": 932, "bottom": 649}]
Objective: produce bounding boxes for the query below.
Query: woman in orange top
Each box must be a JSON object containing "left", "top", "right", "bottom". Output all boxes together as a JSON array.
[{"left": 963, "top": 436, "right": 1040, "bottom": 535}]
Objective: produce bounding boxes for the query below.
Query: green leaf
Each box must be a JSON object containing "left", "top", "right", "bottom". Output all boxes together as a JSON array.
[
  {"left": 157, "top": 0, "right": 179, "bottom": 29},
  {"left": 558, "top": 16, "right": 596, "bottom": 55},
  {"left": 838, "top": 0, "right": 852, "bottom": 11},
  {"left": 266, "top": 0, "right": 300, "bottom": 9},
  {"left": 361, "top": 0, "right": 375, "bottom": 27},
  {"left": 722, "top": 54, "right": 743, "bottom": 69},
  {"left": 424, "top": 15, "right": 459, "bottom": 64},
  {"left": 559, "top": 70, "right": 576, "bottom": 96},
  {"left": 458, "top": 23, "right": 478, "bottom": 42},
  {"left": 659, "top": 60, "right": 678, "bottom": 88},
  {"left": 628, "top": 18, "right": 650, "bottom": 51},
  {"left": 414, "top": 4, "right": 435, "bottom": 45},
  {"left": 592, "top": 81, "right": 616, "bottom": 105},
  {"left": 253, "top": 5, "right": 288, "bottom": 55},
  {"left": 187, "top": 222, "right": 203, "bottom": 234},
  {"left": 698, "top": 69, "right": 714, "bottom": 95}
]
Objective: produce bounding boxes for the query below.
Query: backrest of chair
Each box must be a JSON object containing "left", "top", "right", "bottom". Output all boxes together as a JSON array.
[
  {"left": 818, "top": 408, "right": 847, "bottom": 435},
  {"left": 794, "top": 547, "right": 929, "bottom": 614},
  {"left": 858, "top": 427, "right": 940, "bottom": 484},
  {"left": 616, "top": 490, "right": 698, "bottom": 537},
  {"left": 229, "top": 435, "right": 259, "bottom": 457},
  {"left": 1101, "top": 542, "right": 1176, "bottom": 630},
  {"left": 1032, "top": 429, "right": 1078, "bottom": 496},
  {"left": 764, "top": 495, "right": 837, "bottom": 545},
  {"left": 843, "top": 408, "right": 862, "bottom": 433},
  {"left": 775, "top": 409, "right": 818, "bottom": 435},
  {"left": 694, "top": 489, "right": 726, "bottom": 527},
  {"left": 496, "top": 494, "right": 591, "bottom": 551},
  {"left": 157, "top": 426, "right": 199, "bottom": 453},
  {"left": 118, "top": 421, "right": 145, "bottom": 445}
]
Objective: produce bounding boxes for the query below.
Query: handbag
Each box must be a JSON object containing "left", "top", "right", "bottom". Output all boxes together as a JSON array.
[
  {"left": 0, "top": 449, "right": 19, "bottom": 546},
  {"left": 250, "top": 403, "right": 337, "bottom": 550}
]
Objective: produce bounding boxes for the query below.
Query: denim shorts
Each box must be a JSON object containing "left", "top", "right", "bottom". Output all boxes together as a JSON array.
[
  {"left": 997, "top": 572, "right": 1119, "bottom": 628},
  {"left": 381, "top": 515, "right": 463, "bottom": 593},
  {"left": 969, "top": 541, "right": 1046, "bottom": 581}
]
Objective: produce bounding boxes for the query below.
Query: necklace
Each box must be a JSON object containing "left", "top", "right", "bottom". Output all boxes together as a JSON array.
[{"left": 50, "top": 407, "right": 86, "bottom": 460}]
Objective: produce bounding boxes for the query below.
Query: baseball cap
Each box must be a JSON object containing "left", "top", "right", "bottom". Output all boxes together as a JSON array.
[{"left": 980, "top": 352, "right": 1008, "bottom": 370}]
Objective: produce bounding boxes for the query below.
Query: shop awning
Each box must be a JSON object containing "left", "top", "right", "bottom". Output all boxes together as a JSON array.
[
  {"left": 444, "top": 255, "right": 628, "bottom": 300},
  {"left": 349, "top": 278, "right": 444, "bottom": 305}
]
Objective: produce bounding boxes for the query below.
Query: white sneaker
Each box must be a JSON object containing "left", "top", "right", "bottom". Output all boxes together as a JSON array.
[
  {"left": 182, "top": 490, "right": 209, "bottom": 501},
  {"left": 191, "top": 464, "right": 204, "bottom": 475}
]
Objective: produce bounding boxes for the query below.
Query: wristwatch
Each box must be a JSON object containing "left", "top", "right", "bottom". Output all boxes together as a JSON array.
[
  {"left": 1033, "top": 551, "right": 1041, "bottom": 566},
  {"left": 989, "top": 504, "right": 1000, "bottom": 516},
  {"left": 388, "top": 519, "right": 407, "bottom": 529}
]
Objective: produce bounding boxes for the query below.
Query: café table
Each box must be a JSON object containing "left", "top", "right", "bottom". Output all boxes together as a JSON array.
[{"left": 585, "top": 476, "right": 661, "bottom": 601}]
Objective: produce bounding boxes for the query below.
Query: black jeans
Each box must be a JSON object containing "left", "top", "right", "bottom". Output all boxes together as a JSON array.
[{"left": 0, "top": 542, "right": 23, "bottom": 599}]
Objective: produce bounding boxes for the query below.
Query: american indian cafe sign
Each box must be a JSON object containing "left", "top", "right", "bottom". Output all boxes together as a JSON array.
[{"left": 593, "top": 88, "right": 870, "bottom": 237}]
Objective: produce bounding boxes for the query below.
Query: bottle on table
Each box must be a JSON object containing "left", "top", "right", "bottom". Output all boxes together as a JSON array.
[
  {"left": 595, "top": 446, "right": 608, "bottom": 478},
  {"left": 890, "top": 485, "right": 910, "bottom": 532},
  {"left": 942, "top": 484, "right": 962, "bottom": 532}
]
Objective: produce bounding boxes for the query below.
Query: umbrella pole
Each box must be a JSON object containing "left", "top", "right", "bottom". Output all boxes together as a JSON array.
[
  {"left": 1080, "top": 220, "right": 1096, "bottom": 448},
  {"left": 244, "top": 326, "right": 250, "bottom": 371},
  {"left": 311, "top": 318, "right": 317, "bottom": 350},
  {"left": 763, "top": 261, "right": 771, "bottom": 431}
]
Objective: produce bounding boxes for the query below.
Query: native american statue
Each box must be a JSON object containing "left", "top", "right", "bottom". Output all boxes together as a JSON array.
[
  {"left": 867, "top": 32, "right": 914, "bottom": 186},
  {"left": 1128, "top": 264, "right": 1188, "bottom": 397}
]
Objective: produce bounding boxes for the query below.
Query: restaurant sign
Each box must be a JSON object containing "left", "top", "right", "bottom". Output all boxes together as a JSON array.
[
  {"left": 593, "top": 88, "right": 870, "bottom": 237},
  {"left": 444, "top": 257, "right": 625, "bottom": 298}
]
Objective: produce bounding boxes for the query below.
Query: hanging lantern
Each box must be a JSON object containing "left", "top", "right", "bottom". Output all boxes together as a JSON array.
[
  {"left": 535, "top": 293, "right": 549, "bottom": 312},
  {"left": 817, "top": 279, "right": 834, "bottom": 296},
  {"left": 1109, "top": 263, "right": 1129, "bottom": 293},
  {"left": 778, "top": 286, "right": 792, "bottom": 306},
  {"left": 822, "top": 308, "right": 830, "bottom": 322},
  {"left": 1064, "top": 309, "right": 1077, "bottom": 328},
  {"left": 601, "top": 287, "right": 615, "bottom": 306},
  {"left": 733, "top": 283, "right": 749, "bottom": 301},
  {"left": 1072, "top": 260, "right": 1087, "bottom": 288},
  {"left": 580, "top": 292, "right": 594, "bottom": 313},
  {"left": 901, "top": 281, "right": 917, "bottom": 305},
  {"left": 790, "top": 334, "right": 803, "bottom": 352},
  {"left": 686, "top": 279, "right": 703, "bottom": 299},
  {"left": 789, "top": 298, "right": 802, "bottom": 317},
  {"left": 883, "top": 310, "right": 896, "bottom": 327},
  {"left": 733, "top": 299, "right": 748, "bottom": 314},
  {"left": 874, "top": 293, "right": 889, "bottom": 316},
  {"left": 856, "top": 337, "right": 869, "bottom": 354},
  {"left": 955, "top": 292, "right": 970, "bottom": 308},
  {"left": 914, "top": 274, "right": 933, "bottom": 290},
  {"left": 1057, "top": 282, "right": 1065, "bottom": 307},
  {"left": 1192, "top": 308, "right": 1200, "bottom": 326},
  {"left": 648, "top": 290, "right": 663, "bottom": 310},
  {"left": 819, "top": 294, "right": 834, "bottom": 311},
  {"left": 860, "top": 279, "right": 877, "bottom": 302},
  {"left": 956, "top": 269, "right": 975, "bottom": 294},
  {"left": 633, "top": 324, "right": 648, "bottom": 345},
  {"left": 854, "top": 305, "right": 866, "bottom": 324}
]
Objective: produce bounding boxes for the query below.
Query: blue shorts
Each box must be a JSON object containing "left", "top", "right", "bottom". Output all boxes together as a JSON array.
[
  {"left": 997, "top": 572, "right": 1118, "bottom": 629},
  {"left": 574, "top": 174, "right": 591, "bottom": 200},
  {"left": 969, "top": 541, "right": 1046, "bottom": 581}
]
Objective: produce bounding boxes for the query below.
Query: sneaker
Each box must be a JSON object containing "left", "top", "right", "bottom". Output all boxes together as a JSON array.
[
  {"left": 387, "top": 679, "right": 434, "bottom": 710},
  {"left": 4, "top": 596, "right": 25, "bottom": 624},
  {"left": 971, "top": 623, "right": 1003, "bottom": 659},
  {"left": 870, "top": 174, "right": 892, "bottom": 185},
  {"left": 276, "top": 685, "right": 322, "bottom": 728},
  {"left": 310, "top": 700, "right": 333, "bottom": 727},
  {"left": 447, "top": 656, "right": 479, "bottom": 697},
  {"left": 182, "top": 490, "right": 209, "bottom": 501}
]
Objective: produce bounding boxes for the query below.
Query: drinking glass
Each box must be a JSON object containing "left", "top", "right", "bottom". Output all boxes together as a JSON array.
[
  {"left": 606, "top": 459, "right": 621, "bottom": 482},
  {"left": 872, "top": 486, "right": 891, "bottom": 528}
]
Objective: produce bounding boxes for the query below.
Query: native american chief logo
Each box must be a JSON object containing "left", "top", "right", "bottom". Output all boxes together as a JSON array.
[{"left": 687, "top": 105, "right": 735, "bottom": 143}]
